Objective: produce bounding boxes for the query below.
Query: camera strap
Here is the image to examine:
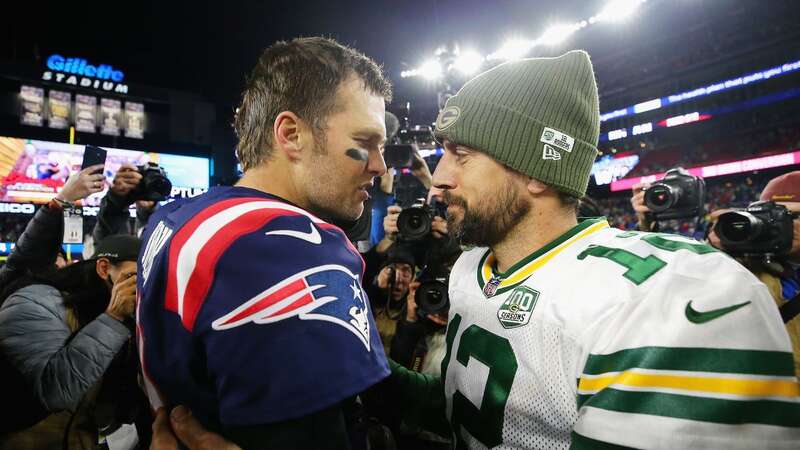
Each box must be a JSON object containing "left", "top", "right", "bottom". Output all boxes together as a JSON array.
[{"left": 779, "top": 291, "right": 800, "bottom": 323}]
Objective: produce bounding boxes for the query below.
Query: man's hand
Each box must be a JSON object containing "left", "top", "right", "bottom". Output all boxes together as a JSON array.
[
  {"left": 150, "top": 407, "right": 241, "bottom": 450},
  {"left": 410, "top": 145, "right": 432, "bottom": 190},
  {"left": 431, "top": 216, "right": 448, "bottom": 239},
  {"left": 106, "top": 273, "right": 137, "bottom": 322},
  {"left": 405, "top": 281, "right": 420, "bottom": 322},
  {"left": 631, "top": 182, "right": 653, "bottom": 231},
  {"left": 383, "top": 205, "right": 402, "bottom": 242},
  {"left": 55, "top": 165, "right": 106, "bottom": 203},
  {"left": 111, "top": 164, "right": 143, "bottom": 197},
  {"left": 377, "top": 265, "right": 394, "bottom": 290}
]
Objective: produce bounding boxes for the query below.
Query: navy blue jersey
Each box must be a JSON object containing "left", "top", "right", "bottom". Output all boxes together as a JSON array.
[{"left": 136, "top": 186, "right": 389, "bottom": 426}]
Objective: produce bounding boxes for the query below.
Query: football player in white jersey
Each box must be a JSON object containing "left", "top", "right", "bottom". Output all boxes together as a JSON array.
[{"left": 389, "top": 50, "right": 800, "bottom": 449}]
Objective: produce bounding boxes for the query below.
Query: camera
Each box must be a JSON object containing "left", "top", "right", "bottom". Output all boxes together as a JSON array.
[
  {"left": 130, "top": 162, "right": 172, "bottom": 202},
  {"left": 715, "top": 201, "right": 794, "bottom": 256},
  {"left": 397, "top": 198, "right": 447, "bottom": 242},
  {"left": 414, "top": 262, "right": 450, "bottom": 317},
  {"left": 383, "top": 125, "right": 435, "bottom": 169},
  {"left": 644, "top": 167, "right": 706, "bottom": 220}
]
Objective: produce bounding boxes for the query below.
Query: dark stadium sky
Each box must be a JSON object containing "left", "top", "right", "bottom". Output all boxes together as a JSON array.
[{"left": 4, "top": 0, "right": 799, "bottom": 116}]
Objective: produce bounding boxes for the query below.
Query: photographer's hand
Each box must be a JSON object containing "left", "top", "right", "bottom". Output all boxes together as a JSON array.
[
  {"left": 55, "top": 165, "right": 106, "bottom": 203},
  {"left": 106, "top": 273, "right": 137, "bottom": 322},
  {"left": 405, "top": 281, "right": 420, "bottom": 322},
  {"left": 410, "top": 145, "right": 432, "bottom": 190},
  {"left": 383, "top": 205, "right": 402, "bottom": 241},
  {"left": 631, "top": 182, "right": 653, "bottom": 231},
  {"left": 112, "top": 163, "right": 143, "bottom": 197},
  {"left": 377, "top": 265, "right": 395, "bottom": 290},
  {"left": 431, "top": 216, "right": 448, "bottom": 239}
]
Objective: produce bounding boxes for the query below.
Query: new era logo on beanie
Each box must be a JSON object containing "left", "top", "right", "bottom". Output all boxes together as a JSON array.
[{"left": 433, "top": 50, "right": 600, "bottom": 198}]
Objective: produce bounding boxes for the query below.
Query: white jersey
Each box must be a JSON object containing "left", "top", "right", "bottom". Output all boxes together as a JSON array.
[{"left": 442, "top": 218, "right": 800, "bottom": 449}]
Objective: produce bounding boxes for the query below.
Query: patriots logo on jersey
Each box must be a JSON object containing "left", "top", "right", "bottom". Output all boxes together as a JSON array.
[{"left": 212, "top": 264, "right": 372, "bottom": 351}]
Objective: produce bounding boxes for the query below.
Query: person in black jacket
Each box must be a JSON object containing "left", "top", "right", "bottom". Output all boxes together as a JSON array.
[{"left": 0, "top": 164, "right": 105, "bottom": 288}]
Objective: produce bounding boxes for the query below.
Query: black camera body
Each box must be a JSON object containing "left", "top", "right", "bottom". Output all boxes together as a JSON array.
[
  {"left": 130, "top": 162, "right": 172, "bottom": 202},
  {"left": 414, "top": 262, "right": 450, "bottom": 317},
  {"left": 644, "top": 167, "right": 706, "bottom": 220},
  {"left": 715, "top": 201, "right": 794, "bottom": 256},
  {"left": 383, "top": 125, "right": 434, "bottom": 169},
  {"left": 397, "top": 198, "right": 447, "bottom": 242}
]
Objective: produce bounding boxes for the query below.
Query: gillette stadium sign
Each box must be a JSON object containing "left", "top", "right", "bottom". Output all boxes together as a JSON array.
[{"left": 42, "top": 54, "right": 128, "bottom": 94}]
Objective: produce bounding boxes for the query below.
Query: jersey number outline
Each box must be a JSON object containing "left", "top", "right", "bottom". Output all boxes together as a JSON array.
[
  {"left": 576, "top": 232, "right": 716, "bottom": 285},
  {"left": 443, "top": 314, "right": 518, "bottom": 447}
]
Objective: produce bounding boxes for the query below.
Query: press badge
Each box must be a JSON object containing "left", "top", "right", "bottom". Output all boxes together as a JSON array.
[{"left": 63, "top": 207, "right": 83, "bottom": 244}]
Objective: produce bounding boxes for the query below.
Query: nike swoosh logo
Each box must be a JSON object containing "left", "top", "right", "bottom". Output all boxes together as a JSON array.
[
  {"left": 264, "top": 222, "right": 322, "bottom": 244},
  {"left": 685, "top": 300, "right": 751, "bottom": 324}
]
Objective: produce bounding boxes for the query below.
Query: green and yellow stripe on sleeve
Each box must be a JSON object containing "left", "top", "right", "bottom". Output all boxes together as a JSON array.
[{"left": 576, "top": 346, "right": 800, "bottom": 428}]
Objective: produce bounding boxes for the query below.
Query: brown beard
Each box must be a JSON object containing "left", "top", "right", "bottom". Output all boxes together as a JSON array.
[{"left": 444, "top": 185, "right": 530, "bottom": 248}]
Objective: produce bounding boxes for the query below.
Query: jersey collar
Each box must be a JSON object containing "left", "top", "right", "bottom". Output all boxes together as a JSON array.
[{"left": 477, "top": 218, "right": 611, "bottom": 296}]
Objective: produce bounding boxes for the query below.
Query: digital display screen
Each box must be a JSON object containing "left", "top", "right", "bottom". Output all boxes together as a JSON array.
[
  {"left": 591, "top": 154, "right": 640, "bottom": 185},
  {"left": 0, "top": 136, "right": 209, "bottom": 207}
]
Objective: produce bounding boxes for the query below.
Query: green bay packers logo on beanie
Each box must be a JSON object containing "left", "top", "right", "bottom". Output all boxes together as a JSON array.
[{"left": 436, "top": 106, "right": 460, "bottom": 131}]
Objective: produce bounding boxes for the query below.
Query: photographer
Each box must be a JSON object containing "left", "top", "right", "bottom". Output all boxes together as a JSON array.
[
  {"left": 390, "top": 281, "right": 449, "bottom": 374},
  {"left": 0, "top": 164, "right": 105, "bottom": 288},
  {"left": 371, "top": 144, "right": 434, "bottom": 247},
  {"left": 365, "top": 198, "right": 452, "bottom": 346},
  {"left": 0, "top": 235, "right": 142, "bottom": 448},
  {"left": 368, "top": 245, "right": 417, "bottom": 353},
  {"left": 93, "top": 163, "right": 170, "bottom": 242},
  {"left": 706, "top": 171, "right": 800, "bottom": 375}
]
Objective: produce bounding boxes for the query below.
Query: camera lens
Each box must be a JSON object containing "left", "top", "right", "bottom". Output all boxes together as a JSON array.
[
  {"left": 644, "top": 184, "right": 677, "bottom": 212},
  {"left": 716, "top": 211, "right": 762, "bottom": 243},
  {"left": 398, "top": 208, "right": 431, "bottom": 241},
  {"left": 415, "top": 280, "right": 449, "bottom": 315}
]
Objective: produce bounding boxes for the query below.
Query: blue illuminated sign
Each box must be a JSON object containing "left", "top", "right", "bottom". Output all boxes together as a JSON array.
[
  {"left": 46, "top": 54, "right": 124, "bottom": 82},
  {"left": 600, "top": 59, "right": 800, "bottom": 123}
]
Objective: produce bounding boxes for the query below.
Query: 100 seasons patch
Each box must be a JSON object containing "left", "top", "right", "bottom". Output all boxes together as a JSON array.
[{"left": 497, "top": 286, "right": 540, "bottom": 329}]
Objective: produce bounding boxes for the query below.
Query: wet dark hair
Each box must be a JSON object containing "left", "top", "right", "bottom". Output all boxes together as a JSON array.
[{"left": 234, "top": 36, "right": 392, "bottom": 170}]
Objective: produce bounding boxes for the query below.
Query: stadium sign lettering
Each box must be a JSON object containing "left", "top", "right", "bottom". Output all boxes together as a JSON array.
[{"left": 42, "top": 54, "right": 129, "bottom": 94}]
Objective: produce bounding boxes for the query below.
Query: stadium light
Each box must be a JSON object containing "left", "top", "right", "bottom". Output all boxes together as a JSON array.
[
  {"left": 402, "top": 0, "right": 653, "bottom": 78},
  {"left": 594, "top": 0, "right": 644, "bottom": 23},
  {"left": 537, "top": 23, "right": 580, "bottom": 46},
  {"left": 418, "top": 59, "right": 443, "bottom": 80},
  {"left": 489, "top": 39, "right": 535, "bottom": 61},
  {"left": 454, "top": 50, "right": 485, "bottom": 75}
]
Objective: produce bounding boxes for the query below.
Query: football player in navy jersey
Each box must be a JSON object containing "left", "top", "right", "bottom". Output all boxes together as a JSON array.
[{"left": 138, "top": 36, "right": 393, "bottom": 450}]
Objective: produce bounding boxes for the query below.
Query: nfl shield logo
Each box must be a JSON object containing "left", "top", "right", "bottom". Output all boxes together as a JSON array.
[
  {"left": 497, "top": 286, "right": 539, "bottom": 329},
  {"left": 483, "top": 277, "right": 501, "bottom": 298}
]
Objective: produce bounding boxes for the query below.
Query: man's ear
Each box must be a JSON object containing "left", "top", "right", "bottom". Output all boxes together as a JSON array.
[
  {"left": 96, "top": 258, "right": 111, "bottom": 279},
  {"left": 273, "top": 111, "right": 304, "bottom": 162},
  {"left": 527, "top": 178, "right": 549, "bottom": 195}
]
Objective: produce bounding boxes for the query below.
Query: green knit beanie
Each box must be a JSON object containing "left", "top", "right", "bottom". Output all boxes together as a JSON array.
[{"left": 434, "top": 50, "right": 600, "bottom": 198}]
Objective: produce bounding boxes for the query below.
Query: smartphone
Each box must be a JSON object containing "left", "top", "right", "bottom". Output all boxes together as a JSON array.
[
  {"left": 383, "top": 144, "right": 413, "bottom": 169},
  {"left": 81, "top": 145, "right": 107, "bottom": 173}
]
